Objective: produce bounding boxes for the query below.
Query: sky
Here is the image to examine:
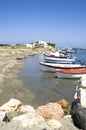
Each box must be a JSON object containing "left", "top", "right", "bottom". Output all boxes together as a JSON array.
[{"left": 0, "top": 0, "right": 86, "bottom": 48}]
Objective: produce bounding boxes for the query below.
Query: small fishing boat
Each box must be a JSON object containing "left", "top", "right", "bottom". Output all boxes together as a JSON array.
[
  {"left": 61, "top": 47, "right": 77, "bottom": 53},
  {"left": 56, "top": 68, "right": 86, "bottom": 79},
  {"left": 44, "top": 56, "right": 76, "bottom": 63},
  {"left": 40, "top": 62, "right": 86, "bottom": 72},
  {"left": 43, "top": 51, "right": 69, "bottom": 58}
]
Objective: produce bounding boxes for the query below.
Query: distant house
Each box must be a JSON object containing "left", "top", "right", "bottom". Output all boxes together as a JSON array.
[
  {"left": 26, "top": 40, "right": 49, "bottom": 48},
  {"left": 38, "top": 40, "right": 48, "bottom": 48},
  {"left": 26, "top": 43, "right": 35, "bottom": 48}
]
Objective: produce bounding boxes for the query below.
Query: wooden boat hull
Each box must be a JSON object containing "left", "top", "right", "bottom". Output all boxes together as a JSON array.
[{"left": 56, "top": 69, "right": 86, "bottom": 79}]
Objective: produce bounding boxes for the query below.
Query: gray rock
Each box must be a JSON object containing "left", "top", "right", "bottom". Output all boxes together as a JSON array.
[
  {"left": 72, "top": 106, "right": 86, "bottom": 130},
  {"left": 60, "top": 115, "right": 79, "bottom": 130},
  {"left": 0, "top": 111, "right": 9, "bottom": 122},
  {"left": 0, "top": 112, "right": 51, "bottom": 130}
]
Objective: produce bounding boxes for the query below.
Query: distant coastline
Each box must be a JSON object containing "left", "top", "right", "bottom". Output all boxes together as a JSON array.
[{"left": 78, "top": 48, "right": 86, "bottom": 50}]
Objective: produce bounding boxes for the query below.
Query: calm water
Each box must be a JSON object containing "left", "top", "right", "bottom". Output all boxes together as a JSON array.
[{"left": 19, "top": 50, "right": 86, "bottom": 107}]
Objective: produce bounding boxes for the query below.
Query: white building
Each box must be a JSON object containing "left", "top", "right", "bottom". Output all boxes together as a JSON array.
[
  {"left": 26, "top": 43, "right": 35, "bottom": 48},
  {"left": 38, "top": 40, "right": 48, "bottom": 48},
  {"left": 26, "top": 40, "right": 49, "bottom": 48}
]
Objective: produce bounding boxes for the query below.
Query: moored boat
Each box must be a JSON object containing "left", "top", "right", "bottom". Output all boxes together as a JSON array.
[
  {"left": 44, "top": 56, "right": 76, "bottom": 63},
  {"left": 43, "top": 51, "right": 69, "bottom": 58},
  {"left": 56, "top": 68, "right": 86, "bottom": 79},
  {"left": 40, "top": 61, "right": 86, "bottom": 72}
]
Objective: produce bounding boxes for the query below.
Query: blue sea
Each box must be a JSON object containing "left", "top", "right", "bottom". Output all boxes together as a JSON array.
[{"left": 19, "top": 50, "right": 86, "bottom": 107}]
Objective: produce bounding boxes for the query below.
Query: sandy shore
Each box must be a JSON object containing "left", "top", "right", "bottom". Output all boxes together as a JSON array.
[
  {"left": 0, "top": 49, "right": 81, "bottom": 130},
  {"left": 0, "top": 48, "right": 50, "bottom": 106}
]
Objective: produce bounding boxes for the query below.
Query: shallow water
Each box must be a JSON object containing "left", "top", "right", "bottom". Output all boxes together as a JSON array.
[{"left": 19, "top": 50, "right": 86, "bottom": 107}]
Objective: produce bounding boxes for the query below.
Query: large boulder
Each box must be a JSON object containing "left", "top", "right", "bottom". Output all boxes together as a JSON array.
[
  {"left": 79, "top": 87, "right": 86, "bottom": 108},
  {"left": 36, "top": 102, "right": 64, "bottom": 119},
  {"left": 57, "top": 99, "right": 70, "bottom": 109},
  {"left": 71, "top": 76, "right": 86, "bottom": 130},
  {"left": 0, "top": 112, "right": 51, "bottom": 130},
  {"left": 57, "top": 99, "right": 70, "bottom": 114},
  {"left": 60, "top": 115, "right": 79, "bottom": 130},
  {"left": 17, "top": 105, "right": 35, "bottom": 114},
  {"left": 0, "top": 99, "right": 22, "bottom": 112},
  {"left": 80, "top": 75, "right": 86, "bottom": 88},
  {"left": 47, "top": 119, "right": 62, "bottom": 130},
  {"left": 74, "top": 75, "right": 86, "bottom": 108},
  {"left": 72, "top": 106, "right": 86, "bottom": 130},
  {"left": 0, "top": 99, "right": 23, "bottom": 121}
]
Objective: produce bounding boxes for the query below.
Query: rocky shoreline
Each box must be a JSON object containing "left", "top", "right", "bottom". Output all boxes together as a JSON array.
[
  {"left": 0, "top": 48, "right": 80, "bottom": 129},
  {"left": 0, "top": 98, "right": 79, "bottom": 130}
]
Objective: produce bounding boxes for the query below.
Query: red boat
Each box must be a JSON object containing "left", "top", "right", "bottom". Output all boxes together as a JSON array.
[{"left": 56, "top": 68, "right": 86, "bottom": 79}]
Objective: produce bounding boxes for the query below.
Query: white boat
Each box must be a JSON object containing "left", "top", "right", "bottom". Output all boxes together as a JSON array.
[
  {"left": 44, "top": 56, "right": 76, "bottom": 63},
  {"left": 40, "top": 62, "right": 86, "bottom": 72},
  {"left": 56, "top": 68, "right": 86, "bottom": 79},
  {"left": 43, "top": 51, "right": 69, "bottom": 58},
  {"left": 61, "top": 47, "right": 77, "bottom": 53}
]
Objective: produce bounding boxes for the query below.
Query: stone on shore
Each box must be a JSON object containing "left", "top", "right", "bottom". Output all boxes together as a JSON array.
[
  {"left": 0, "top": 112, "right": 51, "bottom": 130},
  {"left": 79, "top": 87, "right": 86, "bottom": 108},
  {"left": 60, "top": 115, "right": 79, "bottom": 130},
  {"left": 72, "top": 107, "right": 86, "bottom": 130},
  {"left": 36, "top": 102, "right": 64, "bottom": 119},
  {"left": 17, "top": 105, "right": 35, "bottom": 114},
  {"left": 57, "top": 99, "right": 70, "bottom": 110},
  {"left": 0, "top": 98, "right": 80, "bottom": 130},
  {"left": 74, "top": 75, "right": 86, "bottom": 108},
  {"left": 47, "top": 119, "right": 62, "bottom": 130},
  {"left": 72, "top": 76, "right": 86, "bottom": 130},
  {"left": 0, "top": 98, "right": 22, "bottom": 112},
  {"left": 0, "top": 111, "right": 8, "bottom": 122},
  {"left": 80, "top": 75, "right": 86, "bottom": 88}
]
